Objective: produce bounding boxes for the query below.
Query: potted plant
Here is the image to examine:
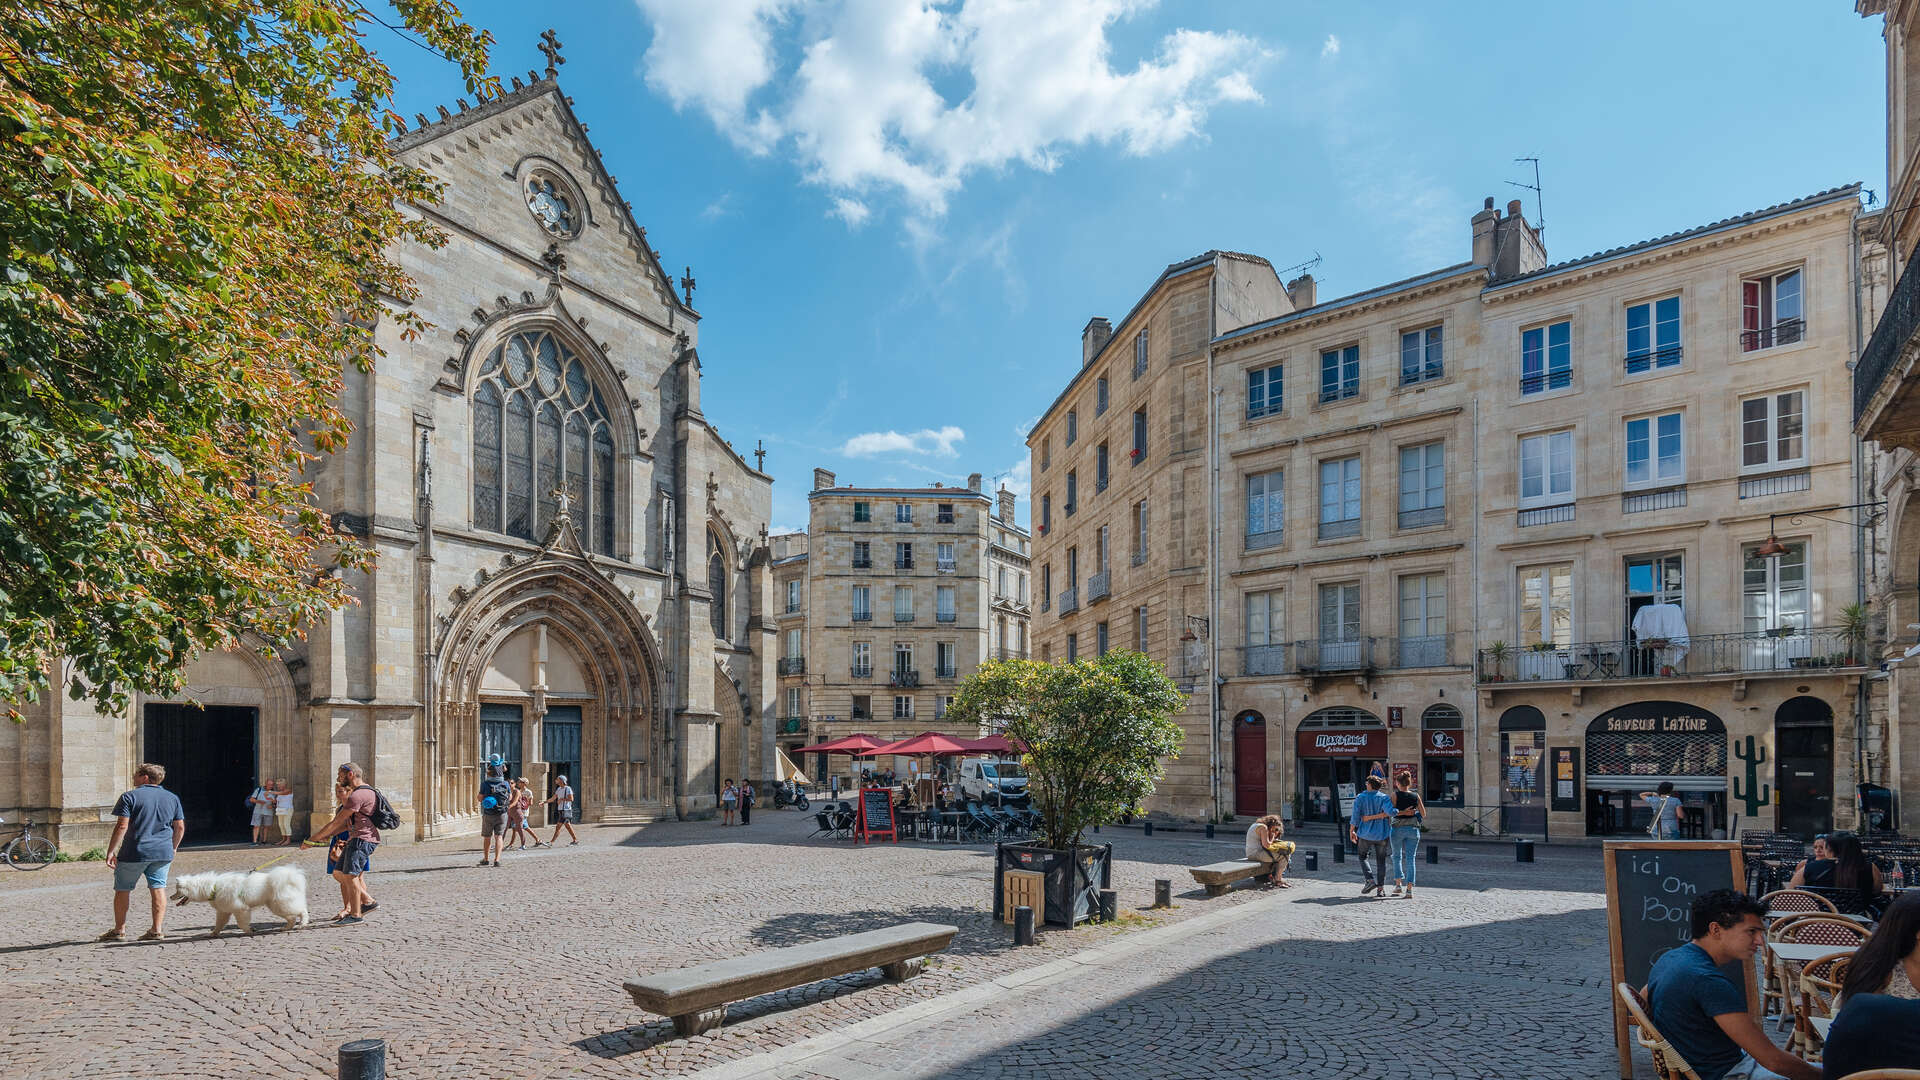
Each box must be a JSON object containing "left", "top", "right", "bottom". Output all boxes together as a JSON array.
[
  {"left": 948, "top": 650, "right": 1185, "bottom": 928},
  {"left": 1483, "top": 640, "right": 1510, "bottom": 681},
  {"left": 1839, "top": 602, "right": 1870, "bottom": 666}
]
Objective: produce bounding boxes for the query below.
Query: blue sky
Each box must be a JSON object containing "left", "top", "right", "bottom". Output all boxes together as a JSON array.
[{"left": 379, "top": 1, "right": 1886, "bottom": 533}]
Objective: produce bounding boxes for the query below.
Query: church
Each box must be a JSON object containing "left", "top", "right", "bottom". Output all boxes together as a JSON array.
[{"left": 3, "top": 39, "right": 778, "bottom": 846}]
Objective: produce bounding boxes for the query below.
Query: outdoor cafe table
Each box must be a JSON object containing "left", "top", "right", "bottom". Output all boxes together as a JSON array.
[
  {"left": 1810, "top": 1016, "right": 1833, "bottom": 1041},
  {"left": 1767, "top": 911, "right": 1873, "bottom": 925},
  {"left": 1766, "top": 941, "right": 1860, "bottom": 966}
]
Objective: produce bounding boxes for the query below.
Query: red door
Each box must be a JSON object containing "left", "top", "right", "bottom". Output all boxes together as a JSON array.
[{"left": 1233, "top": 712, "right": 1268, "bottom": 817}]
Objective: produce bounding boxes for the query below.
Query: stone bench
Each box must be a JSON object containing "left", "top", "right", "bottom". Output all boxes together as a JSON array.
[
  {"left": 623, "top": 921, "right": 959, "bottom": 1035},
  {"left": 1189, "top": 858, "right": 1276, "bottom": 896}
]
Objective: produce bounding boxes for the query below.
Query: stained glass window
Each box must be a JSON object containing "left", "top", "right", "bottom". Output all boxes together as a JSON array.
[{"left": 471, "top": 329, "right": 615, "bottom": 553}]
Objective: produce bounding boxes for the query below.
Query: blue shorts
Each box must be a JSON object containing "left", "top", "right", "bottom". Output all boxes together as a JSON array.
[
  {"left": 113, "top": 859, "right": 171, "bottom": 891},
  {"left": 336, "top": 837, "right": 376, "bottom": 876}
]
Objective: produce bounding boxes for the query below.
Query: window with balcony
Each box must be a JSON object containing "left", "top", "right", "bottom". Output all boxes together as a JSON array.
[
  {"left": 786, "top": 686, "right": 802, "bottom": 718},
  {"left": 1244, "top": 589, "right": 1283, "bottom": 676},
  {"left": 1742, "top": 540, "right": 1809, "bottom": 635},
  {"left": 1065, "top": 470, "right": 1078, "bottom": 515},
  {"left": 1521, "top": 320, "right": 1572, "bottom": 394},
  {"left": 937, "top": 502, "right": 954, "bottom": 524},
  {"left": 852, "top": 540, "right": 871, "bottom": 569},
  {"left": 896, "top": 502, "right": 913, "bottom": 523},
  {"left": 893, "top": 641, "right": 913, "bottom": 678},
  {"left": 1625, "top": 412, "right": 1684, "bottom": 489},
  {"left": 851, "top": 641, "right": 872, "bottom": 678},
  {"left": 937, "top": 585, "right": 956, "bottom": 622},
  {"left": 1625, "top": 296, "right": 1682, "bottom": 373},
  {"left": 1400, "top": 325, "right": 1443, "bottom": 385},
  {"left": 895, "top": 541, "right": 913, "bottom": 569},
  {"left": 1397, "top": 574, "right": 1447, "bottom": 667},
  {"left": 1320, "top": 344, "right": 1360, "bottom": 403},
  {"left": 1133, "top": 328, "right": 1149, "bottom": 378},
  {"left": 937, "top": 542, "right": 955, "bottom": 571},
  {"left": 893, "top": 584, "right": 914, "bottom": 621},
  {"left": 1317, "top": 456, "right": 1361, "bottom": 540},
  {"left": 852, "top": 584, "right": 871, "bottom": 621},
  {"left": 1096, "top": 444, "right": 1109, "bottom": 492},
  {"left": 785, "top": 627, "right": 802, "bottom": 659},
  {"left": 1741, "top": 391, "right": 1805, "bottom": 471},
  {"left": 1248, "top": 363, "right": 1283, "bottom": 419},
  {"left": 1066, "top": 409, "right": 1078, "bottom": 446},
  {"left": 1741, "top": 268, "right": 1803, "bottom": 351},
  {"left": 1317, "top": 583, "right": 1362, "bottom": 668},
  {"left": 853, "top": 501, "right": 870, "bottom": 523},
  {"left": 1519, "top": 431, "right": 1574, "bottom": 508},
  {"left": 1132, "top": 409, "right": 1147, "bottom": 462},
  {"left": 1096, "top": 375, "right": 1109, "bottom": 416},
  {"left": 1398, "top": 442, "right": 1444, "bottom": 529},
  {"left": 1246, "top": 469, "right": 1284, "bottom": 550},
  {"left": 1519, "top": 563, "right": 1573, "bottom": 647}
]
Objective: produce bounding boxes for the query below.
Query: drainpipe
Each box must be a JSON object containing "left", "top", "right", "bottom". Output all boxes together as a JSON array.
[
  {"left": 1849, "top": 203, "right": 1872, "bottom": 812},
  {"left": 415, "top": 428, "right": 438, "bottom": 836},
  {"left": 1470, "top": 396, "right": 1485, "bottom": 812},
  {"left": 1206, "top": 267, "right": 1222, "bottom": 824}
]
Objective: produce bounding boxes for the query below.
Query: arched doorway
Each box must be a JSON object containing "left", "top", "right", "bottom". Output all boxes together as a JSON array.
[
  {"left": 138, "top": 643, "right": 299, "bottom": 845},
  {"left": 1294, "top": 707, "right": 1386, "bottom": 823},
  {"left": 1232, "top": 711, "right": 1267, "bottom": 817},
  {"left": 1420, "top": 704, "right": 1465, "bottom": 808},
  {"left": 1775, "top": 696, "right": 1835, "bottom": 839},
  {"left": 1584, "top": 701, "right": 1728, "bottom": 837}
]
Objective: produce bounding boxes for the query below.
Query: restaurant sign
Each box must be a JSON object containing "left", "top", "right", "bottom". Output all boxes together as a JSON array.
[
  {"left": 1421, "top": 729, "right": 1464, "bottom": 758},
  {"left": 1296, "top": 729, "right": 1388, "bottom": 758},
  {"left": 1586, "top": 702, "right": 1726, "bottom": 736}
]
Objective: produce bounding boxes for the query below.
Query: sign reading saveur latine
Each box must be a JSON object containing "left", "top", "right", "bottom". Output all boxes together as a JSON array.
[{"left": 1295, "top": 729, "right": 1387, "bottom": 758}]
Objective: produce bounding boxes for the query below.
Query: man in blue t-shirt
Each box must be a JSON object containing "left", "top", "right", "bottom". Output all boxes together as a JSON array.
[
  {"left": 1348, "top": 775, "right": 1395, "bottom": 896},
  {"left": 101, "top": 763, "right": 186, "bottom": 941},
  {"left": 1643, "top": 890, "right": 1818, "bottom": 1080}
]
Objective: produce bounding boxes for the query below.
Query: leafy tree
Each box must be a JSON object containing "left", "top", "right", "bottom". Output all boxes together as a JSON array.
[
  {"left": 947, "top": 650, "right": 1186, "bottom": 851},
  {"left": 0, "top": 2, "right": 494, "bottom": 717}
]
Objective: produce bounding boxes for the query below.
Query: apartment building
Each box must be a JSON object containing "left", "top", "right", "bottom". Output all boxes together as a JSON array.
[
  {"left": 1035, "top": 189, "right": 1871, "bottom": 837},
  {"left": 786, "top": 470, "right": 1031, "bottom": 785}
]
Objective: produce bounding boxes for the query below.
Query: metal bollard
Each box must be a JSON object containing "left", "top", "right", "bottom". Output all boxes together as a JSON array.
[
  {"left": 1515, "top": 838, "right": 1535, "bottom": 863},
  {"left": 1153, "top": 878, "right": 1172, "bottom": 908},
  {"left": 1143, "top": 820, "right": 1154, "bottom": 837},
  {"left": 1099, "top": 889, "right": 1118, "bottom": 922},
  {"left": 339, "top": 1039, "right": 386, "bottom": 1080},
  {"left": 1014, "top": 905, "right": 1035, "bottom": 946},
  {"left": 1304, "top": 850, "right": 1318, "bottom": 871},
  {"left": 1333, "top": 844, "right": 1345, "bottom": 863},
  {"left": 1427, "top": 844, "right": 1438, "bottom": 865},
  {"left": 1205, "top": 823, "right": 1215, "bottom": 839}
]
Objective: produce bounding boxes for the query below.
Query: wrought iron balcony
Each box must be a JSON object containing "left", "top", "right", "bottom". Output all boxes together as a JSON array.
[
  {"left": 1741, "top": 318, "right": 1805, "bottom": 354},
  {"left": 1622, "top": 485, "right": 1687, "bottom": 514},
  {"left": 894, "top": 611, "right": 915, "bottom": 622},
  {"left": 850, "top": 665, "right": 873, "bottom": 679},
  {"left": 1318, "top": 517, "right": 1360, "bottom": 541},
  {"left": 1058, "top": 587, "right": 1079, "bottom": 615},
  {"left": 852, "top": 611, "right": 873, "bottom": 622},
  {"left": 777, "top": 657, "right": 805, "bottom": 675},
  {"left": 852, "top": 558, "right": 872, "bottom": 569},
  {"left": 1520, "top": 369, "right": 1573, "bottom": 395},
  {"left": 936, "top": 559, "right": 957, "bottom": 572},
  {"left": 1861, "top": 248, "right": 1920, "bottom": 423},
  {"left": 1624, "top": 346, "right": 1683, "bottom": 375},
  {"left": 938, "top": 512, "right": 955, "bottom": 524},
  {"left": 1518, "top": 502, "right": 1574, "bottom": 528},
  {"left": 935, "top": 665, "right": 956, "bottom": 680},
  {"left": 1397, "top": 507, "right": 1444, "bottom": 530},
  {"left": 1739, "top": 469, "right": 1811, "bottom": 499},
  {"left": 851, "top": 709, "right": 870, "bottom": 721},
  {"left": 1294, "top": 637, "right": 1375, "bottom": 674},
  {"left": 1096, "top": 475, "right": 1109, "bottom": 493},
  {"left": 1087, "top": 571, "right": 1111, "bottom": 602},
  {"left": 1131, "top": 550, "right": 1148, "bottom": 567},
  {"left": 889, "top": 669, "right": 921, "bottom": 688},
  {"left": 1245, "top": 528, "right": 1284, "bottom": 552},
  {"left": 1240, "top": 644, "right": 1291, "bottom": 676},
  {"left": 936, "top": 611, "right": 957, "bottom": 623},
  {"left": 895, "top": 558, "right": 914, "bottom": 570},
  {"left": 1476, "top": 626, "right": 1867, "bottom": 684}
]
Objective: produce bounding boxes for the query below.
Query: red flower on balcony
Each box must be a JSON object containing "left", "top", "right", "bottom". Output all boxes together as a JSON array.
[{"left": 1130, "top": 448, "right": 1143, "bottom": 460}]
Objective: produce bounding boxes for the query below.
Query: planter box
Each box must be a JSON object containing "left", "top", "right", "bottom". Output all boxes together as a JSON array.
[{"left": 993, "top": 841, "right": 1112, "bottom": 927}]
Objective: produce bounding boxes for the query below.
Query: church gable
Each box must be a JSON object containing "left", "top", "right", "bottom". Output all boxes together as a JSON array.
[{"left": 391, "top": 60, "right": 689, "bottom": 327}]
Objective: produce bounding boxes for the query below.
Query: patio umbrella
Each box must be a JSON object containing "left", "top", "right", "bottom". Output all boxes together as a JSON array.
[
  {"left": 961, "top": 734, "right": 1024, "bottom": 755},
  {"left": 773, "top": 748, "right": 810, "bottom": 784},
  {"left": 799, "top": 733, "right": 887, "bottom": 755},
  {"left": 858, "top": 731, "right": 976, "bottom": 757}
]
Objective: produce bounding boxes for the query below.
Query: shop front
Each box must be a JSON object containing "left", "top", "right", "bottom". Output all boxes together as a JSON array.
[
  {"left": 1584, "top": 701, "right": 1728, "bottom": 838},
  {"left": 1420, "top": 705, "right": 1464, "bottom": 807},
  {"left": 1295, "top": 708, "right": 1388, "bottom": 823}
]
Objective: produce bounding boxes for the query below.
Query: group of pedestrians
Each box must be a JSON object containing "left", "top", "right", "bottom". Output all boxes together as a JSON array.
[
  {"left": 245, "top": 778, "right": 293, "bottom": 846},
  {"left": 1349, "top": 770, "right": 1427, "bottom": 898},
  {"left": 476, "top": 757, "right": 578, "bottom": 866},
  {"left": 719, "top": 778, "right": 756, "bottom": 825}
]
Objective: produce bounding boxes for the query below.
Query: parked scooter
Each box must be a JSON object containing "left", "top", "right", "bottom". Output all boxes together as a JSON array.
[{"left": 773, "top": 779, "right": 810, "bottom": 811}]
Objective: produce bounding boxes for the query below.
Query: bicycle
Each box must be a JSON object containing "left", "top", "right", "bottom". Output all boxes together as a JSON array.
[{"left": 2, "top": 816, "right": 60, "bottom": 870}]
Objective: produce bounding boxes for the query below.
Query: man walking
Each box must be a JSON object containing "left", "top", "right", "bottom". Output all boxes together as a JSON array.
[
  {"left": 100, "top": 763, "right": 185, "bottom": 941},
  {"left": 545, "top": 774, "right": 578, "bottom": 846},
  {"left": 476, "top": 758, "right": 511, "bottom": 866},
  {"left": 302, "top": 762, "right": 381, "bottom": 923},
  {"left": 1348, "top": 775, "right": 1395, "bottom": 897}
]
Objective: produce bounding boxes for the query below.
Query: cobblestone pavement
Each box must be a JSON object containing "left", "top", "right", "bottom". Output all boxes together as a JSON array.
[{"left": 1, "top": 811, "right": 1675, "bottom": 1079}]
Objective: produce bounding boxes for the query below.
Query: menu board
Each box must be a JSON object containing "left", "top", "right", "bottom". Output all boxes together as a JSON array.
[
  {"left": 1603, "top": 840, "right": 1752, "bottom": 1078},
  {"left": 856, "top": 786, "right": 896, "bottom": 844}
]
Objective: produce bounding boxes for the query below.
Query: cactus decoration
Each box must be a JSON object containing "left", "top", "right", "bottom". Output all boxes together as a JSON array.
[{"left": 1733, "top": 735, "right": 1771, "bottom": 817}]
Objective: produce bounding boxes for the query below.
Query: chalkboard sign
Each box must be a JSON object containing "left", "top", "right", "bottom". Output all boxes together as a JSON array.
[
  {"left": 855, "top": 786, "right": 895, "bottom": 844},
  {"left": 1604, "top": 840, "right": 1753, "bottom": 1079}
]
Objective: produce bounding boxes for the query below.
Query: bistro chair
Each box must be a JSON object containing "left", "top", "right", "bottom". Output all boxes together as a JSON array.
[
  {"left": 1834, "top": 1072, "right": 1920, "bottom": 1079},
  {"left": 1794, "top": 951, "right": 1854, "bottom": 1059},
  {"left": 1761, "top": 888, "right": 1841, "bottom": 915},
  {"left": 1616, "top": 982, "right": 1704, "bottom": 1080},
  {"left": 1772, "top": 917, "right": 1870, "bottom": 1029},
  {"left": 808, "top": 810, "right": 836, "bottom": 839}
]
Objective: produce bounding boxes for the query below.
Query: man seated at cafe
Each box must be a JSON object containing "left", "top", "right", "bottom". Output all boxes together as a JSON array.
[{"left": 1643, "top": 889, "right": 1819, "bottom": 1080}]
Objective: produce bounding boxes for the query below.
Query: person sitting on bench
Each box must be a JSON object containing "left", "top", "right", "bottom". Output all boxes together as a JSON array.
[{"left": 1245, "top": 814, "right": 1294, "bottom": 889}]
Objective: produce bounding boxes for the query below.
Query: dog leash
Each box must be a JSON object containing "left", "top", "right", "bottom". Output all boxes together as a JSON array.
[{"left": 248, "top": 848, "right": 300, "bottom": 873}]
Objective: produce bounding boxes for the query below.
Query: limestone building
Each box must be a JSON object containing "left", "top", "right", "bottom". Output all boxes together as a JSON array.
[
  {"left": 1032, "top": 188, "right": 1873, "bottom": 838},
  {"left": 2, "top": 51, "right": 777, "bottom": 846},
  {"left": 785, "top": 470, "right": 1031, "bottom": 786}
]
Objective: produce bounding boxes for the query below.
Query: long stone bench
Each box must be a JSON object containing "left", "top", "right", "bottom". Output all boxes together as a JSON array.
[
  {"left": 1189, "top": 858, "right": 1276, "bottom": 896},
  {"left": 623, "top": 921, "right": 959, "bottom": 1035}
]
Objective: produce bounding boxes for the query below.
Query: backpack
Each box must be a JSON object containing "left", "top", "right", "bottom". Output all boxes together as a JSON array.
[{"left": 354, "top": 785, "right": 402, "bottom": 832}]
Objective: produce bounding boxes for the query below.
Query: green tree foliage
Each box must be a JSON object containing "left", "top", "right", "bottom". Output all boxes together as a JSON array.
[
  {"left": 0, "top": 2, "right": 494, "bottom": 717},
  {"left": 947, "top": 650, "right": 1186, "bottom": 851}
]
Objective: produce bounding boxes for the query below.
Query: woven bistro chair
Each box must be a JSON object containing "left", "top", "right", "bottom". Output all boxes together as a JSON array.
[
  {"left": 1617, "top": 982, "right": 1704, "bottom": 1080},
  {"left": 1794, "top": 951, "right": 1854, "bottom": 1059},
  {"left": 1771, "top": 917, "right": 1870, "bottom": 1031},
  {"left": 1761, "top": 888, "right": 1841, "bottom": 915},
  {"left": 1834, "top": 1072, "right": 1920, "bottom": 1080}
]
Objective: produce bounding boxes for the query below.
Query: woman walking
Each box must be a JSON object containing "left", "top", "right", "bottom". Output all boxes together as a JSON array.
[
  {"left": 272, "top": 779, "right": 294, "bottom": 845},
  {"left": 505, "top": 778, "right": 538, "bottom": 851},
  {"left": 1389, "top": 772, "right": 1425, "bottom": 898}
]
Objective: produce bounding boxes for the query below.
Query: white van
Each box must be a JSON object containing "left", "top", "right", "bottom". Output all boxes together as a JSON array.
[{"left": 957, "top": 758, "right": 1028, "bottom": 804}]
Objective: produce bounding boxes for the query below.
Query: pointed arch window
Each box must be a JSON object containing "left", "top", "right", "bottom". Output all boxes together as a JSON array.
[
  {"left": 708, "top": 531, "right": 728, "bottom": 640},
  {"left": 471, "top": 329, "right": 615, "bottom": 553}
]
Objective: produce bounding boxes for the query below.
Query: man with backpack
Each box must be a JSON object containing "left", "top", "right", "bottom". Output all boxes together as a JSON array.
[
  {"left": 477, "top": 758, "right": 512, "bottom": 867},
  {"left": 301, "top": 762, "right": 392, "bottom": 924}
]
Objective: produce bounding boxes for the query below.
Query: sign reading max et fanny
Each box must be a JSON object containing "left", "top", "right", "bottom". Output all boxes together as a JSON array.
[{"left": 1590, "top": 701, "right": 1726, "bottom": 736}]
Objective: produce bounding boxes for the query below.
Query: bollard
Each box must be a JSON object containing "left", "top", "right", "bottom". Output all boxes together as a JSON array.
[
  {"left": 1333, "top": 843, "right": 1345, "bottom": 864},
  {"left": 1099, "top": 889, "right": 1118, "bottom": 922},
  {"left": 1427, "top": 844, "right": 1438, "bottom": 865},
  {"left": 1304, "top": 850, "right": 1318, "bottom": 871},
  {"left": 1013, "top": 905, "right": 1035, "bottom": 946},
  {"left": 1153, "top": 878, "right": 1172, "bottom": 908},
  {"left": 1205, "top": 823, "right": 1215, "bottom": 840},
  {"left": 1143, "top": 820, "right": 1154, "bottom": 837},
  {"left": 339, "top": 1039, "right": 386, "bottom": 1080},
  {"left": 1515, "top": 838, "right": 1535, "bottom": 863}
]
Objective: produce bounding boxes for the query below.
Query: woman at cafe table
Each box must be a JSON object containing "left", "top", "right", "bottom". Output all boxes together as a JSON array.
[
  {"left": 1789, "top": 830, "right": 1885, "bottom": 914},
  {"left": 1839, "top": 891, "right": 1920, "bottom": 1004}
]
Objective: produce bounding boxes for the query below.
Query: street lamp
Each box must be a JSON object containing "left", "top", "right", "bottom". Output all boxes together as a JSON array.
[{"left": 1746, "top": 502, "right": 1886, "bottom": 563}]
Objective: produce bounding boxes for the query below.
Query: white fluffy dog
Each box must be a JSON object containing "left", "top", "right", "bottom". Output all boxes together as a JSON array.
[{"left": 168, "top": 866, "right": 309, "bottom": 935}]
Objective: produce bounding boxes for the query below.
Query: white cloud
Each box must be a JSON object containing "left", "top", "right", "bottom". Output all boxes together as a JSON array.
[
  {"left": 840, "top": 426, "right": 967, "bottom": 458},
  {"left": 632, "top": 0, "right": 1267, "bottom": 222},
  {"left": 700, "top": 192, "right": 736, "bottom": 220},
  {"left": 998, "top": 458, "right": 1031, "bottom": 500},
  {"left": 1321, "top": 34, "right": 1340, "bottom": 57}
]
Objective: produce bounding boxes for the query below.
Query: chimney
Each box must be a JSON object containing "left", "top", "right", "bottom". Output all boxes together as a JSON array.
[
  {"left": 1472, "top": 195, "right": 1548, "bottom": 282},
  {"left": 1285, "top": 273, "right": 1316, "bottom": 310},
  {"left": 998, "top": 487, "right": 1016, "bottom": 523},
  {"left": 1470, "top": 196, "right": 1499, "bottom": 268},
  {"left": 1082, "top": 316, "right": 1113, "bottom": 367},
  {"left": 812, "top": 467, "right": 836, "bottom": 491},
  {"left": 967, "top": 472, "right": 983, "bottom": 492}
]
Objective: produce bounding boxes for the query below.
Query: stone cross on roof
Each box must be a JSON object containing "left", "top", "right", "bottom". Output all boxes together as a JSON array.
[
  {"left": 538, "top": 29, "right": 565, "bottom": 79},
  {"left": 754, "top": 439, "right": 765, "bottom": 471},
  {"left": 680, "top": 266, "right": 697, "bottom": 306}
]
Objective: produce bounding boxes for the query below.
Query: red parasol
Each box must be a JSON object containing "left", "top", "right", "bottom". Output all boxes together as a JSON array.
[
  {"left": 960, "top": 734, "right": 1024, "bottom": 755},
  {"left": 857, "top": 731, "right": 977, "bottom": 757},
  {"left": 800, "top": 733, "right": 888, "bottom": 755}
]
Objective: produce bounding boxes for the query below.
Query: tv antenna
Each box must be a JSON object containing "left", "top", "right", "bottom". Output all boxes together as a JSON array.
[
  {"left": 1507, "top": 157, "right": 1545, "bottom": 237},
  {"left": 1276, "top": 251, "right": 1323, "bottom": 280}
]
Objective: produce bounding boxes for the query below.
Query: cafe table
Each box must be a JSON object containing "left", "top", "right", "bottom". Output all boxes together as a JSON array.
[
  {"left": 1809, "top": 1016, "right": 1833, "bottom": 1041},
  {"left": 1766, "top": 910, "right": 1872, "bottom": 925},
  {"left": 1766, "top": 941, "right": 1859, "bottom": 966}
]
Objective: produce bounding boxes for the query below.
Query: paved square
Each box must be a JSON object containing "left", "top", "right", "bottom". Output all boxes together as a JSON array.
[{"left": 1, "top": 812, "right": 1672, "bottom": 1078}]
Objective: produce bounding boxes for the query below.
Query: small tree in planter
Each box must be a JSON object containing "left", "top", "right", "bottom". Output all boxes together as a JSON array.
[{"left": 948, "top": 650, "right": 1185, "bottom": 926}]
